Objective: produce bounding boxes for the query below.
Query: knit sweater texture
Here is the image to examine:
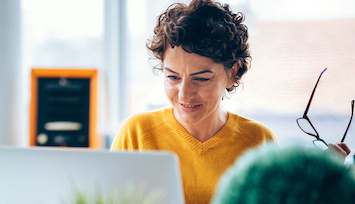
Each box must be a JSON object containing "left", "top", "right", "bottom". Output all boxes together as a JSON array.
[{"left": 110, "top": 107, "right": 276, "bottom": 204}]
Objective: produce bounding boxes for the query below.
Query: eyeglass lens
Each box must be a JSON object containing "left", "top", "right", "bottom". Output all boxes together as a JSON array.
[
  {"left": 297, "top": 118, "right": 317, "bottom": 137},
  {"left": 313, "top": 140, "right": 328, "bottom": 151}
]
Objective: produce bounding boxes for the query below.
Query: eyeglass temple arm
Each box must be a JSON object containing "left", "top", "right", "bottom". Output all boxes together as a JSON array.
[
  {"left": 341, "top": 100, "right": 354, "bottom": 142},
  {"left": 302, "top": 68, "right": 327, "bottom": 117}
]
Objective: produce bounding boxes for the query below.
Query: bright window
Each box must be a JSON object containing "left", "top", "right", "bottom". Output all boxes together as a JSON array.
[{"left": 21, "top": 0, "right": 104, "bottom": 145}]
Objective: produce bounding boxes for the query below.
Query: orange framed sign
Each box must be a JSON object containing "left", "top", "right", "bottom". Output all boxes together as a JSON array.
[{"left": 30, "top": 68, "right": 99, "bottom": 148}]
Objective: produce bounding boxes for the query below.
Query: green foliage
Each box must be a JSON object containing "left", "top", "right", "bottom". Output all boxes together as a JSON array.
[
  {"left": 67, "top": 182, "right": 165, "bottom": 204},
  {"left": 69, "top": 185, "right": 118, "bottom": 204},
  {"left": 212, "top": 143, "right": 355, "bottom": 204}
]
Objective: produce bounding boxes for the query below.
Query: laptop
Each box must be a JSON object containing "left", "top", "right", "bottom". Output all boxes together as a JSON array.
[{"left": 0, "top": 146, "right": 185, "bottom": 204}]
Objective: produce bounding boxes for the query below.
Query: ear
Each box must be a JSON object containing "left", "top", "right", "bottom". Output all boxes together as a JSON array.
[{"left": 226, "top": 62, "right": 240, "bottom": 88}]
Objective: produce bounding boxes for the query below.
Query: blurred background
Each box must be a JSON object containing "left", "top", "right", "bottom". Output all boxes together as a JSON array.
[{"left": 1, "top": 0, "right": 354, "bottom": 159}]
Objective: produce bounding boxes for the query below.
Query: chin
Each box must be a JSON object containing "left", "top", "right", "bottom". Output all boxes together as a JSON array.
[{"left": 176, "top": 109, "right": 204, "bottom": 124}]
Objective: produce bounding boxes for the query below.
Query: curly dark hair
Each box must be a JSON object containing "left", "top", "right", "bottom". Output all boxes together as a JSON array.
[{"left": 146, "top": 0, "right": 251, "bottom": 92}]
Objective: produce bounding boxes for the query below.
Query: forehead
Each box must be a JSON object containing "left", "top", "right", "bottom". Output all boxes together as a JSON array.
[{"left": 163, "top": 46, "right": 223, "bottom": 72}]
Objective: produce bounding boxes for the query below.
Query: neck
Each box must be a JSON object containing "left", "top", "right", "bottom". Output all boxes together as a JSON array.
[{"left": 179, "top": 109, "right": 229, "bottom": 143}]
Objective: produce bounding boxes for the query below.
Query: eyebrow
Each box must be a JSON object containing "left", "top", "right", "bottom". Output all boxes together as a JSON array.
[{"left": 163, "top": 67, "right": 213, "bottom": 76}]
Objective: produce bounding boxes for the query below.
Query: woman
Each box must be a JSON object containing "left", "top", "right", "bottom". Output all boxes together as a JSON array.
[{"left": 111, "top": 0, "right": 349, "bottom": 203}]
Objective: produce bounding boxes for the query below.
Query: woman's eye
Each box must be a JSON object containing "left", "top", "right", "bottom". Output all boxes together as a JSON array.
[
  {"left": 167, "top": 75, "right": 179, "bottom": 80},
  {"left": 194, "top": 78, "right": 209, "bottom": 82}
]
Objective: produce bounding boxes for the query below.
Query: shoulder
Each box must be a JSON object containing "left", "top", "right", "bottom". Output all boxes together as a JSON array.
[
  {"left": 123, "top": 106, "right": 171, "bottom": 123},
  {"left": 111, "top": 107, "right": 173, "bottom": 150},
  {"left": 227, "top": 112, "right": 277, "bottom": 142},
  {"left": 120, "top": 107, "right": 172, "bottom": 132}
]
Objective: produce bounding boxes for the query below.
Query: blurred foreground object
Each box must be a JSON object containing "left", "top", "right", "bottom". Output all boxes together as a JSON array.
[{"left": 212, "top": 143, "right": 355, "bottom": 204}]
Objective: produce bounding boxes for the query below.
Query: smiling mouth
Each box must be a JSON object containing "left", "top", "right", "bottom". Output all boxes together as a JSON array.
[{"left": 180, "top": 104, "right": 200, "bottom": 108}]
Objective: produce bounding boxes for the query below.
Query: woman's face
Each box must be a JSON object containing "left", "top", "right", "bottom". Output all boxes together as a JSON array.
[{"left": 163, "top": 46, "right": 236, "bottom": 126}]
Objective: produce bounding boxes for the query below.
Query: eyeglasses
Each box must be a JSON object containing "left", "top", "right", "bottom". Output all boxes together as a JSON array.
[{"left": 296, "top": 68, "right": 354, "bottom": 150}]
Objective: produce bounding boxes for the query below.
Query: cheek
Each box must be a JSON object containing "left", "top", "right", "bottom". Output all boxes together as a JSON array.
[
  {"left": 164, "top": 81, "right": 177, "bottom": 98},
  {"left": 199, "top": 84, "right": 225, "bottom": 101}
]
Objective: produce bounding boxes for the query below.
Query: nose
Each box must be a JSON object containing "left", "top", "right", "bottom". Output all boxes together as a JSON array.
[{"left": 178, "top": 79, "right": 195, "bottom": 102}]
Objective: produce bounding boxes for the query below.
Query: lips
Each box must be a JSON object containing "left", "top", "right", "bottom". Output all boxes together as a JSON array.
[
  {"left": 179, "top": 103, "right": 201, "bottom": 111},
  {"left": 181, "top": 104, "right": 199, "bottom": 108}
]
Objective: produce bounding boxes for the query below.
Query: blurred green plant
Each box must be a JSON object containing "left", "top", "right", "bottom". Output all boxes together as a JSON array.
[{"left": 67, "top": 182, "right": 166, "bottom": 204}]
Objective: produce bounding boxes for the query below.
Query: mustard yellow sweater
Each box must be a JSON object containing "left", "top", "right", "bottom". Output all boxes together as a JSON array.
[{"left": 110, "top": 107, "right": 276, "bottom": 204}]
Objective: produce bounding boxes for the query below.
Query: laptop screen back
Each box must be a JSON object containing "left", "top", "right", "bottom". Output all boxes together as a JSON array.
[{"left": 0, "top": 146, "right": 185, "bottom": 204}]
